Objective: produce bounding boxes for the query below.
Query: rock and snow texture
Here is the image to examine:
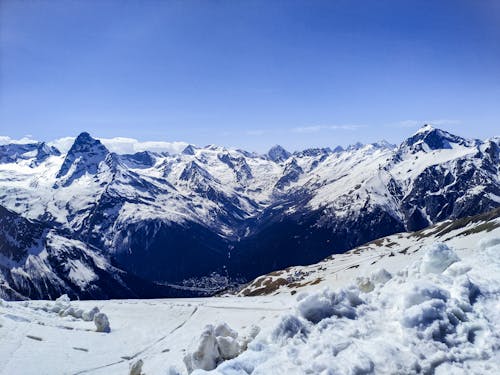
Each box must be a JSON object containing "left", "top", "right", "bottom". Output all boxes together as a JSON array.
[
  {"left": 238, "top": 207, "right": 500, "bottom": 297},
  {"left": 0, "top": 125, "right": 499, "bottom": 298}
]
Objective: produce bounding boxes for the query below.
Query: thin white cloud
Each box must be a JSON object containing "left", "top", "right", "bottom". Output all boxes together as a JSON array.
[
  {"left": 0, "top": 135, "right": 38, "bottom": 145},
  {"left": 292, "top": 124, "right": 363, "bottom": 133},
  {"left": 49, "top": 136, "right": 189, "bottom": 154},
  {"left": 47, "top": 137, "right": 76, "bottom": 152}
]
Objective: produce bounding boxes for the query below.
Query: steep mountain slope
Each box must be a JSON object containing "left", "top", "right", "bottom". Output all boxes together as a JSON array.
[
  {"left": 0, "top": 125, "right": 498, "bottom": 298},
  {"left": 0, "top": 206, "right": 194, "bottom": 300},
  {"left": 238, "top": 207, "right": 500, "bottom": 296}
]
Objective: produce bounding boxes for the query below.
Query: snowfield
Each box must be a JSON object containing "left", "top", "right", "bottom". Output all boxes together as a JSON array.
[{"left": 1, "top": 224, "right": 499, "bottom": 374}]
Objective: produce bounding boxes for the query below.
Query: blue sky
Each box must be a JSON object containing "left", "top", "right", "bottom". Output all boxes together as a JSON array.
[{"left": 1, "top": 0, "right": 499, "bottom": 152}]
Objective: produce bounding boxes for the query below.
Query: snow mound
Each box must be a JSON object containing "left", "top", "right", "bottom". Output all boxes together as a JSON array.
[
  {"left": 196, "top": 241, "right": 500, "bottom": 374},
  {"left": 94, "top": 312, "right": 111, "bottom": 333},
  {"left": 35, "top": 295, "right": 101, "bottom": 324},
  {"left": 296, "top": 286, "right": 363, "bottom": 323},
  {"left": 82, "top": 306, "right": 100, "bottom": 321},
  {"left": 356, "top": 268, "right": 392, "bottom": 292},
  {"left": 419, "top": 242, "right": 460, "bottom": 274},
  {"left": 184, "top": 323, "right": 260, "bottom": 373},
  {"left": 129, "top": 359, "right": 144, "bottom": 375}
]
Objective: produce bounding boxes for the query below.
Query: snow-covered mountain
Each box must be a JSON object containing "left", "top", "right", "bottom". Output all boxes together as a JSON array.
[
  {"left": 0, "top": 205, "right": 202, "bottom": 300},
  {"left": 0, "top": 125, "right": 498, "bottom": 298}
]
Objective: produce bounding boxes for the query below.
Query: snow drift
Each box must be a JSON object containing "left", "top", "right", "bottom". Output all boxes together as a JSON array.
[{"left": 193, "top": 241, "right": 500, "bottom": 374}]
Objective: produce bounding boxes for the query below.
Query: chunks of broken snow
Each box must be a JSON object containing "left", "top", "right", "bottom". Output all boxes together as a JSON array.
[
  {"left": 419, "top": 242, "right": 460, "bottom": 274},
  {"left": 37, "top": 294, "right": 109, "bottom": 332},
  {"left": 356, "top": 267, "right": 392, "bottom": 293},
  {"left": 193, "top": 241, "right": 500, "bottom": 374},
  {"left": 94, "top": 312, "right": 111, "bottom": 333},
  {"left": 184, "top": 323, "right": 260, "bottom": 373}
]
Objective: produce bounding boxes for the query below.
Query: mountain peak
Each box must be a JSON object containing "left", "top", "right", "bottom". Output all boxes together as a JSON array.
[
  {"left": 371, "top": 140, "right": 396, "bottom": 149},
  {"left": 267, "top": 145, "right": 291, "bottom": 163},
  {"left": 75, "top": 131, "right": 92, "bottom": 141},
  {"left": 70, "top": 132, "right": 107, "bottom": 151},
  {"left": 346, "top": 142, "right": 364, "bottom": 151},
  {"left": 401, "top": 126, "right": 471, "bottom": 153},
  {"left": 415, "top": 124, "right": 435, "bottom": 135},
  {"left": 55, "top": 132, "right": 109, "bottom": 185},
  {"left": 182, "top": 145, "right": 197, "bottom": 155}
]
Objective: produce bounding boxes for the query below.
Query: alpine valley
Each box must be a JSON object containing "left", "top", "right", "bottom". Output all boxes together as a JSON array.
[{"left": 1, "top": 125, "right": 499, "bottom": 300}]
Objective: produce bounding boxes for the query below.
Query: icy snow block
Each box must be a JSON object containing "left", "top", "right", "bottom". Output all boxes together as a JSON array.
[
  {"left": 401, "top": 299, "right": 447, "bottom": 328},
  {"left": 214, "top": 322, "right": 238, "bottom": 339},
  {"left": 129, "top": 359, "right": 143, "bottom": 375},
  {"left": 356, "top": 268, "right": 391, "bottom": 293},
  {"left": 297, "top": 291, "right": 336, "bottom": 323},
  {"left": 420, "top": 243, "right": 459, "bottom": 274},
  {"left": 443, "top": 262, "right": 472, "bottom": 277},
  {"left": 356, "top": 277, "right": 375, "bottom": 293},
  {"left": 239, "top": 325, "right": 261, "bottom": 351},
  {"left": 55, "top": 294, "right": 70, "bottom": 305},
  {"left": 297, "top": 288, "right": 363, "bottom": 324},
  {"left": 82, "top": 306, "right": 99, "bottom": 321},
  {"left": 271, "top": 314, "right": 309, "bottom": 340},
  {"left": 184, "top": 325, "right": 220, "bottom": 373},
  {"left": 216, "top": 336, "right": 240, "bottom": 360},
  {"left": 94, "top": 312, "right": 111, "bottom": 333},
  {"left": 371, "top": 268, "right": 392, "bottom": 285},
  {"left": 403, "top": 282, "right": 450, "bottom": 308}
]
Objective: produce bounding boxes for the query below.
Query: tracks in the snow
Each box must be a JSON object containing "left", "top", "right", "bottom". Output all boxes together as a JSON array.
[{"left": 73, "top": 305, "right": 199, "bottom": 374}]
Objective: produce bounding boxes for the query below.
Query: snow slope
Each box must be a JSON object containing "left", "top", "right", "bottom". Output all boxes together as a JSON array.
[
  {"left": 207, "top": 236, "right": 500, "bottom": 375},
  {"left": 238, "top": 208, "right": 500, "bottom": 297},
  {"left": 0, "top": 211, "right": 499, "bottom": 374}
]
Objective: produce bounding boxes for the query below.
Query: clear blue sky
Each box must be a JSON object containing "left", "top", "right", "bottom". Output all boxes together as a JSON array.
[{"left": 1, "top": 0, "right": 499, "bottom": 152}]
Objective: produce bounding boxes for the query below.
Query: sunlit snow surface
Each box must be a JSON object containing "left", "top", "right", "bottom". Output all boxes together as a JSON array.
[
  {"left": 204, "top": 239, "right": 500, "bottom": 375},
  {"left": 1, "top": 231, "right": 500, "bottom": 374}
]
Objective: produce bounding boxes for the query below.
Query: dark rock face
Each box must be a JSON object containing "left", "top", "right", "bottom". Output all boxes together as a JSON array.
[
  {"left": 218, "top": 153, "right": 253, "bottom": 182},
  {"left": 0, "top": 142, "right": 60, "bottom": 165},
  {"left": 398, "top": 125, "right": 473, "bottom": 154},
  {"left": 399, "top": 159, "right": 500, "bottom": 231},
  {"left": 0, "top": 205, "right": 196, "bottom": 300},
  {"left": 0, "top": 205, "right": 45, "bottom": 262},
  {"left": 267, "top": 145, "right": 291, "bottom": 163},
  {"left": 274, "top": 159, "right": 303, "bottom": 191},
  {"left": 119, "top": 151, "right": 157, "bottom": 169},
  {"left": 230, "top": 205, "right": 404, "bottom": 279},
  {"left": 182, "top": 144, "right": 197, "bottom": 155}
]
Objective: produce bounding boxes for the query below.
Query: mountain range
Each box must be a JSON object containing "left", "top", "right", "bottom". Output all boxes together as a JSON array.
[{"left": 0, "top": 125, "right": 499, "bottom": 299}]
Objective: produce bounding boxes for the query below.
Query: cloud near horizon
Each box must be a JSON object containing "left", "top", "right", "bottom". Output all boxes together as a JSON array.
[
  {"left": 0, "top": 135, "right": 189, "bottom": 154},
  {"left": 51, "top": 136, "right": 189, "bottom": 154}
]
